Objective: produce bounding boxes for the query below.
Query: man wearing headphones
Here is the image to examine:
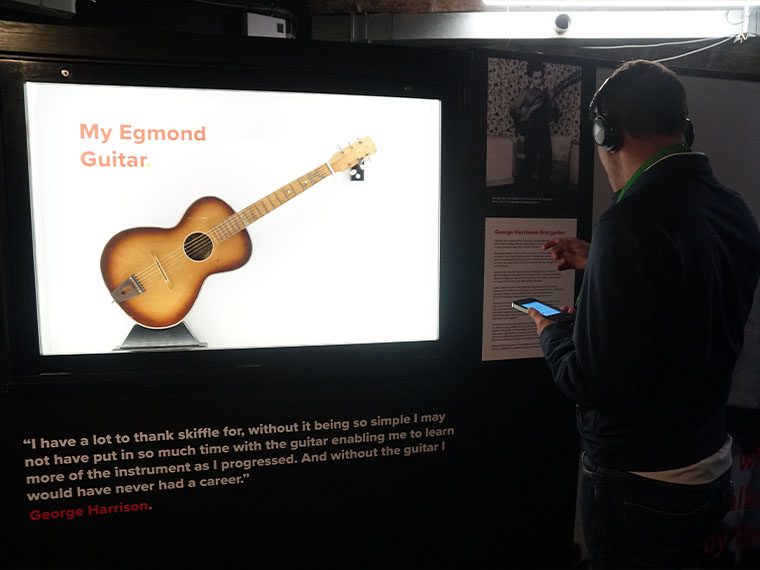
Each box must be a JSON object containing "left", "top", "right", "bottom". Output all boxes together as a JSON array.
[{"left": 527, "top": 59, "right": 760, "bottom": 568}]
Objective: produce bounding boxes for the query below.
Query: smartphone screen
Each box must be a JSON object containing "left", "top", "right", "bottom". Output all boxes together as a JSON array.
[{"left": 521, "top": 300, "right": 562, "bottom": 317}]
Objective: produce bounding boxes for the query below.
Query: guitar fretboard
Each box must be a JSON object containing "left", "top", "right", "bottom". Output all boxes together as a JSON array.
[{"left": 210, "top": 163, "right": 333, "bottom": 243}]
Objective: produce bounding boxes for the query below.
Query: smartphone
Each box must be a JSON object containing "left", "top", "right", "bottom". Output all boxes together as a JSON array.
[{"left": 511, "top": 297, "right": 575, "bottom": 324}]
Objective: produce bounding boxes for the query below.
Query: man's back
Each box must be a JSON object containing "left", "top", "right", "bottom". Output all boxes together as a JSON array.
[
  {"left": 535, "top": 58, "right": 760, "bottom": 570},
  {"left": 573, "top": 152, "right": 760, "bottom": 471}
]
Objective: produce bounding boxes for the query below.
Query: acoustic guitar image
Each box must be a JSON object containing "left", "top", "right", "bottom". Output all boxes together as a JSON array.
[{"left": 101, "top": 137, "right": 377, "bottom": 329}]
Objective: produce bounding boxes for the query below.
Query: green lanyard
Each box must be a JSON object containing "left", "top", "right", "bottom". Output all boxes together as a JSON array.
[{"left": 615, "top": 143, "right": 690, "bottom": 203}]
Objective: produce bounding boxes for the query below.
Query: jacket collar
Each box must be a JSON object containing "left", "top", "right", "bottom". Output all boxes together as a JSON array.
[{"left": 613, "top": 149, "right": 710, "bottom": 205}]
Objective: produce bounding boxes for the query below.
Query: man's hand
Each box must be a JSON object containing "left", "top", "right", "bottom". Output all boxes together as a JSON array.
[
  {"left": 542, "top": 238, "right": 590, "bottom": 271},
  {"left": 527, "top": 306, "right": 576, "bottom": 336},
  {"left": 527, "top": 309, "right": 553, "bottom": 336}
]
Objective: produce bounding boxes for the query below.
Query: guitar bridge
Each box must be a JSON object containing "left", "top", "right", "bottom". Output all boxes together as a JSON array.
[
  {"left": 152, "top": 252, "right": 173, "bottom": 288},
  {"left": 110, "top": 275, "right": 145, "bottom": 303}
]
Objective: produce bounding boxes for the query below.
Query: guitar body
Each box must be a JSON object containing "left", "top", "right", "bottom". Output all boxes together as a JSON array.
[
  {"left": 101, "top": 137, "right": 376, "bottom": 331},
  {"left": 100, "top": 196, "right": 253, "bottom": 329},
  {"left": 511, "top": 70, "right": 582, "bottom": 135},
  {"left": 513, "top": 96, "right": 547, "bottom": 135}
]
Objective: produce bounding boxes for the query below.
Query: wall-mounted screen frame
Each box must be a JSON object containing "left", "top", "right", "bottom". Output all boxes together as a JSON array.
[{"left": 0, "top": 36, "right": 474, "bottom": 382}]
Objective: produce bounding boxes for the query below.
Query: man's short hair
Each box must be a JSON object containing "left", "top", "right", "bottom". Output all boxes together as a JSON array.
[
  {"left": 526, "top": 60, "right": 545, "bottom": 76},
  {"left": 591, "top": 59, "right": 688, "bottom": 138}
]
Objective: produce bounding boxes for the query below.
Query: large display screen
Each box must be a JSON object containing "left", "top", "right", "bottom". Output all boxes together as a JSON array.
[{"left": 22, "top": 82, "right": 442, "bottom": 356}]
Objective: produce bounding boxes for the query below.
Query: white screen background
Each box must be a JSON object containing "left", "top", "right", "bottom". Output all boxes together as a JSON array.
[{"left": 24, "top": 83, "right": 442, "bottom": 355}]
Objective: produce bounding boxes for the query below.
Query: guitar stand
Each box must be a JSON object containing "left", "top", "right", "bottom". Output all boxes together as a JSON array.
[{"left": 114, "top": 322, "right": 207, "bottom": 351}]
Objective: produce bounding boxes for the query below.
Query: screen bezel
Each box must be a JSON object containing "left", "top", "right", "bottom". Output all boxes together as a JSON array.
[{"left": 0, "top": 42, "right": 473, "bottom": 383}]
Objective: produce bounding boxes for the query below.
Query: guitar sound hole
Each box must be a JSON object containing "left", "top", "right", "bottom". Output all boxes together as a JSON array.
[{"left": 184, "top": 232, "right": 213, "bottom": 261}]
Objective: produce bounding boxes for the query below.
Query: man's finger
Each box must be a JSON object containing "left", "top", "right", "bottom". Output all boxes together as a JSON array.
[{"left": 542, "top": 239, "right": 558, "bottom": 250}]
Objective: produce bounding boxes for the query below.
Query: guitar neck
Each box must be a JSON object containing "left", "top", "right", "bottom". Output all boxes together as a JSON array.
[
  {"left": 552, "top": 72, "right": 581, "bottom": 98},
  {"left": 210, "top": 163, "right": 334, "bottom": 242}
]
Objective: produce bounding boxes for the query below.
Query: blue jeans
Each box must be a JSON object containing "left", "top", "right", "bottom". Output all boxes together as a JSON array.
[{"left": 581, "top": 453, "right": 733, "bottom": 569}]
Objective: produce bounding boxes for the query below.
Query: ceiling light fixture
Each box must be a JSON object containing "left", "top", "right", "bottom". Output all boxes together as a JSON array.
[
  {"left": 482, "top": 1, "right": 760, "bottom": 7},
  {"left": 445, "top": 9, "right": 749, "bottom": 38},
  {"left": 476, "top": 1, "right": 754, "bottom": 37}
]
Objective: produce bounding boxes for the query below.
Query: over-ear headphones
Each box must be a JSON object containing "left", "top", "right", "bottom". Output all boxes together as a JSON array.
[
  {"left": 589, "top": 76, "right": 695, "bottom": 152},
  {"left": 589, "top": 76, "right": 619, "bottom": 151},
  {"left": 591, "top": 111, "right": 618, "bottom": 152},
  {"left": 684, "top": 117, "right": 695, "bottom": 148}
]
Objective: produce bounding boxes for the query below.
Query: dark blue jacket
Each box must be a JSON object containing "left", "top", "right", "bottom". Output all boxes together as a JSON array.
[{"left": 540, "top": 152, "right": 760, "bottom": 471}]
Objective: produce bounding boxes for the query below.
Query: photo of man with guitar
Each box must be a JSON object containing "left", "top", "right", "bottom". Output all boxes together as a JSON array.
[
  {"left": 510, "top": 60, "right": 559, "bottom": 187},
  {"left": 486, "top": 56, "right": 582, "bottom": 210}
]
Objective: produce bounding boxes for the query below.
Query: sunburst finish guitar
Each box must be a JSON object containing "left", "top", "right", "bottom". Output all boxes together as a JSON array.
[{"left": 101, "top": 137, "right": 376, "bottom": 329}]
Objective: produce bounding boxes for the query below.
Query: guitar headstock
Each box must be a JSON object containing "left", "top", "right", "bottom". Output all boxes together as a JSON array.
[{"left": 328, "top": 137, "right": 377, "bottom": 173}]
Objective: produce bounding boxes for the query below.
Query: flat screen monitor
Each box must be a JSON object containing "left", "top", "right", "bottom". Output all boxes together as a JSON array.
[{"left": 0, "top": 51, "right": 462, "bottom": 379}]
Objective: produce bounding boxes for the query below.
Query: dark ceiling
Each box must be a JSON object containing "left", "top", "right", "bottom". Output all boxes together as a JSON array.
[{"left": 0, "top": 0, "right": 758, "bottom": 78}]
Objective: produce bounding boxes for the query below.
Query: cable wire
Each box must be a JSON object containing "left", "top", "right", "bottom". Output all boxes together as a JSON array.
[
  {"left": 654, "top": 35, "right": 736, "bottom": 62},
  {"left": 581, "top": 36, "right": 725, "bottom": 49}
]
